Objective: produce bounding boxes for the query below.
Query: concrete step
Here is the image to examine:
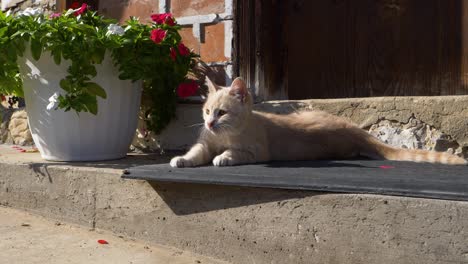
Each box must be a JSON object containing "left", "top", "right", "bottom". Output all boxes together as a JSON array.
[
  {"left": 1, "top": 144, "right": 468, "bottom": 264},
  {"left": 0, "top": 206, "right": 228, "bottom": 264}
]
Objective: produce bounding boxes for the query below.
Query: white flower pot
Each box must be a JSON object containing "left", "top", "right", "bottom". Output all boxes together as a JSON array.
[{"left": 18, "top": 49, "right": 142, "bottom": 161}]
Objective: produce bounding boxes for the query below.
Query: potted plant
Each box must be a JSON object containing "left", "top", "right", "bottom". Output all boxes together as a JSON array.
[{"left": 0, "top": 4, "right": 198, "bottom": 161}]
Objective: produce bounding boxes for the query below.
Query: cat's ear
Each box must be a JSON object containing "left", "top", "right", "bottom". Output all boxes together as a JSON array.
[
  {"left": 206, "top": 76, "right": 221, "bottom": 94},
  {"left": 229, "top": 77, "right": 248, "bottom": 102}
]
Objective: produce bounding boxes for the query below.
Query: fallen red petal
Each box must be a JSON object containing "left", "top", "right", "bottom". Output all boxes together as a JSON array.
[
  {"left": 98, "top": 239, "right": 109, "bottom": 244},
  {"left": 379, "top": 165, "right": 395, "bottom": 169}
]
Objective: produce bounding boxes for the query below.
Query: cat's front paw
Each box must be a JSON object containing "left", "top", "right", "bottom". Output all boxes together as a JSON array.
[
  {"left": 170, "top": 156, "right": 194, "bottom": 168},
  {"left": 213, "top": 155, "right": 233, "bottom": 166}
]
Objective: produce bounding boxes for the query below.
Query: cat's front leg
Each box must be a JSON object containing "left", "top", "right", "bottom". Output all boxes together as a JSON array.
[
  {"left": 170, "top": 143, "right": 213, "bottom": 168},
  {"left": 213, "top": 149, "right": 256, "bottom": 166}
]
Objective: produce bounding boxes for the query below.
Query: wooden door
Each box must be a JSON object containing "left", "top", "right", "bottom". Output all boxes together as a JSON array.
[{"left": 236, "top": 0, "right": 468, "bottom": 100}]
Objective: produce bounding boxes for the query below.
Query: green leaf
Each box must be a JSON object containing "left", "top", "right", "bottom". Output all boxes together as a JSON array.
[
  {"left": 83, "top": 64, "right": 97, "bottom": 77},
  {"left": 53, "top": 49, "right": 61, "bottom": 65},
  {"left": 85, "top": 82, "right": 106, "bottom": 99},
  {"left": 0, "top": 27, "right": 7, "bottom": 38},
  {"left": 59, "top": 79, "right": 72, "bottom": 92},
  {"left": 84, "top": 96, "right": 98, "bottom": 115},
  {"left": 6, "top": 43, "right": 17, "bottom": 61},
  {"left": 91, "top": 48, "right": 105, "bottom": 64},
  {"left": 30, "top": 38, "right": 42, "bottom": 61}
]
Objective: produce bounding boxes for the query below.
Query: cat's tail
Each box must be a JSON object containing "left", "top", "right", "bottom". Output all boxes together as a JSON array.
[{"left": 360, "top": 133, "right": 467, "bottom": 165}]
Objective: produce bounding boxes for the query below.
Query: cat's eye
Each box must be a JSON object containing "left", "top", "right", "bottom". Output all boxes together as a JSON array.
[
  {"left": 218, "top": 110, "right": 227, "bottom": 116},
  {"left": 205, "top": 109, "right": 210, "bottom": 115}
]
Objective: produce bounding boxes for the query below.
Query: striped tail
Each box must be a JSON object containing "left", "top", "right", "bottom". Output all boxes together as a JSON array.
[{"left": 361, "top": 134, "right": 467, "bottom": 165}]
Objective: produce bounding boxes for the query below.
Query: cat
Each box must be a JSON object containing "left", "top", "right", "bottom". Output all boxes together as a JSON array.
[{"left": 170, "top": 77, "right": 467, "bottom": 167}]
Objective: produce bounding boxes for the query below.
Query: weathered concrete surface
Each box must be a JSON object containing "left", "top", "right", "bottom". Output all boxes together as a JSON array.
[
  {"left": 0, "top": 206, "right": 228, "bottom": 264},
  {"left": 1, "top": 145, "right": 468, "bottom": 264},
  {"left": 368, "top": 118, "right": 465, "bottom": 157}
]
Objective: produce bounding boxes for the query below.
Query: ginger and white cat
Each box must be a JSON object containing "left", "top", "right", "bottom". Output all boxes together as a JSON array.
[{"left": 170, "top": 78, "right": 467, "bottom": 167}]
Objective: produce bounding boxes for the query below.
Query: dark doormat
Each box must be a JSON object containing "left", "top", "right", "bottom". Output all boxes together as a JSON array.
[{"left": 122, "top": 160, "right": 468, "bottom": 201}]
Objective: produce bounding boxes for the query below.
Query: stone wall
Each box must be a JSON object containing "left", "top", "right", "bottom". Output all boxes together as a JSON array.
[
  {"left": 1, "top": 0, "right": 56, "bottom": 12},
  {"left": 368, "top": 118, "right": 465, "bottom": 158},
  {"left": 0, "top": 106, "right": 32, "bottom": 146}
]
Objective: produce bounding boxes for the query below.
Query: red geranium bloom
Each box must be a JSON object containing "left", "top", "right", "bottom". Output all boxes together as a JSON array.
[
  {"left": 74, "top": 3, "right": 87, "bottom": 16},
  {"left": 70, "top": 1, "right": 81, "bottom": 9},
  {"left": 177, "top": 81, "right": 199, "bottom": 98},
  {"left": 165, "top": 16, "right": 176, "bottom": 26},
  {"left": 150, "top": 29, "right": 166, "bottom": 44},
  {"left": 177, "top": 43, "right": 190, "bottom": 56},
  {"left": 150, "top": 13, "right": 176, "bottom": 26},
  {"left": 170, "top": 47, "right": 177, "bottom": 61}
]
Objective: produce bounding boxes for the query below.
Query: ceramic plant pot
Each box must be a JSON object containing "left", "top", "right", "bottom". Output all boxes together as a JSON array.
[{"left": 18, "top": 49, "right": 141, "bottom": 161}]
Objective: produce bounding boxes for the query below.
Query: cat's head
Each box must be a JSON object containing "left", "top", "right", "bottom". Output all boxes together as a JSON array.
[{"left": 202, "top": 77, "right": 253, "bottom": 135}]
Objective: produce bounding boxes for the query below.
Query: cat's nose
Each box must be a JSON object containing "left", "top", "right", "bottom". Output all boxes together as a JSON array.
[{"left": 207, "top": 120, "right": 216, "bottom": 129}]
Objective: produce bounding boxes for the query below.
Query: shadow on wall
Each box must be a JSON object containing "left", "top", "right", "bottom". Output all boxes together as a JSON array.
[{"left": 149, "top": 181, "right": 320, "bottom": 215}]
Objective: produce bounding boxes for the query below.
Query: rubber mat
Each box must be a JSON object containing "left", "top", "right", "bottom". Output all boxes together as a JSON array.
[{"left": 122, "top": 160, "right": 468, "bottom": 201}]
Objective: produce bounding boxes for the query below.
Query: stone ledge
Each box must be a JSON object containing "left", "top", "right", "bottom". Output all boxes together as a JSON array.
[
  {"left": 3, "top": 96, "right": 468, "bottom": 157},
  {"left": 1, "top": 145, "right": 467, "bottom": 264},
  {"left": 155, "top": 96, "right": 468, "bottom": 157}
]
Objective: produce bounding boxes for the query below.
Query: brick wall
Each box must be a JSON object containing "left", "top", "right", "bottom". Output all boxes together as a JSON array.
[{"left": 98, "top": 0, "right": 234, "bottom": 86}]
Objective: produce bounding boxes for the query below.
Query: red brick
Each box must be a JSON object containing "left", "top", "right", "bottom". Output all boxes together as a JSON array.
[
  {"left": 99, "top": 0, "right": 158, "bottom": 24},
  {"left": 200, "top": 23, "right": 228, "bottom": 62},
  {"left": 171, "top": 0, "right": 225, "bottom": 17},
  {"left": 179, "top": 26, "right": 201, "bottom": 55},
  {"left": 180, "top": 23, "right": 228, "bottom": 63}
]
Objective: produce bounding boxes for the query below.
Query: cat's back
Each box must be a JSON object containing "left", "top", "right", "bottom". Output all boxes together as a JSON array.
[
  {"left": 253, "top": 110, "right": 355, "bottom": 130},
  {"left": 252, "top": 110, "right": 362, "bottom": 160}
]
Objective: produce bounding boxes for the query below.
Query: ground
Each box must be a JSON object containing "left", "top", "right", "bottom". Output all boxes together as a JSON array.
[{"left": 0, "top": 206, "right": 228, "bottom": 264}]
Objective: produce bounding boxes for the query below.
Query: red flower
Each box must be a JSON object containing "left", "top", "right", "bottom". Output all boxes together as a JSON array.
[
  {"left": 70, "top": 1, "right": 81, "bottom": 9},
  {"left": 150, "top": 29, "right": 166, "bottom": 44},
  {"left": 0, "top": 94, "right": 5, "bottom": 102},
  {"left": 177, "top": 43, "right": 190, "bottom": 56},
  {"left": 74, "top": 3, "right": 87, "bottom": 16},
  {"left": 49, "top": 13, "right": 61, "bottom": 19},
  {"left": 170, "top": 47, "right": 177, "bottom": 61},
  {"left": 150, "top": 13, "right": 176, "bottom": 26},
  {"left": 177, "top": 81, "right": 199, "bottom": 98},
  {"left": 97, "top": 239, "right": 109, "bottom": 245},
  {"left": 170, "top": 43, "right": 190, "bottom": 61}
]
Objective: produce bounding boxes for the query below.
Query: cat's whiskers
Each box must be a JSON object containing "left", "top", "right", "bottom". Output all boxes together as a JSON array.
[
  {"left": 216, "top": 123, "right": 236, "bottom": 136},
  {"left": 185, "top": 122, "right": 204, "bottom": 128}
]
